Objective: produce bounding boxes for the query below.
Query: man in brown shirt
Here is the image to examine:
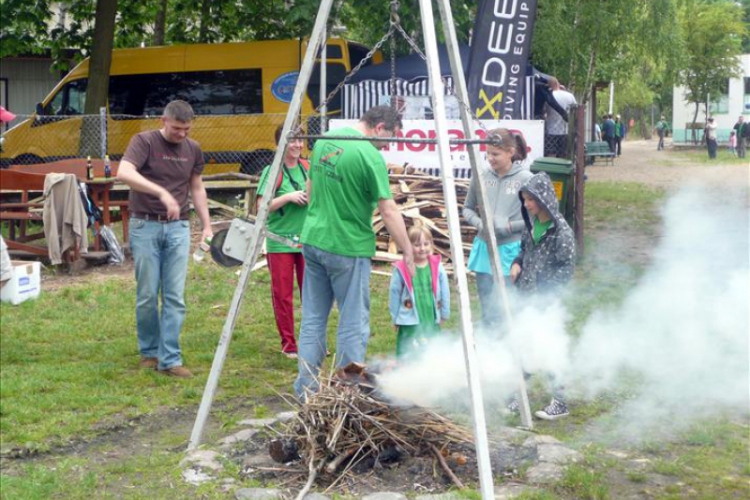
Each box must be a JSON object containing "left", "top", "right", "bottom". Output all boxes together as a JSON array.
[{"left": 117, "top": 100, "right": 212, "bottom": 378}]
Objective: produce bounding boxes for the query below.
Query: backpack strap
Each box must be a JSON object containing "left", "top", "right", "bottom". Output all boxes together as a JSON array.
[{"left": 275, "top": 158, "right": 310, "bottom": 190}]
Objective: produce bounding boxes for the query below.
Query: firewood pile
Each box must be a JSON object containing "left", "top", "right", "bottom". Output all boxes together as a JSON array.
[
  {"left": 272, "top": 364, "right": 476, "bottom": 499},
  {"left": 373, "top": 167, "right": 475, "bottom": 270}
]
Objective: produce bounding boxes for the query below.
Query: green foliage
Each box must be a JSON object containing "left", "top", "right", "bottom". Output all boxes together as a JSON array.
[
  {"left": 532, "top": 0, "right": 683, "bottom": 104},
  {"left": 677, "top": 0, "right": 747, "bottom": 124}
]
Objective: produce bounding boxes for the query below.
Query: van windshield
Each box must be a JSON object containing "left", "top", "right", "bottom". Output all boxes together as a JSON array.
[
  {"left": 44, "top": 79, "right": 88, "bottom": 116},
  {"left": 108, "top": 69, "right": 264, "bottom": 116}
]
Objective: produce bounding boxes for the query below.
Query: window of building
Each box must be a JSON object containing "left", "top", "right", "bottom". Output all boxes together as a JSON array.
[
  {"left": 709, "top": 79, "right": 729, "bottom": 114},
  {"left": 744, "top": 77, "right": 750, "bottom": 114}
]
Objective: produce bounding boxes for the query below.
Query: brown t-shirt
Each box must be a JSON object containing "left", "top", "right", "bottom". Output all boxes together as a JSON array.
[{"left": 122, "top": 129, "right": 205, "bottom": 218}]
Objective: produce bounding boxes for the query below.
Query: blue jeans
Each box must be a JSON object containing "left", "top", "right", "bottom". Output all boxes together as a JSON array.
[
  {"left": 476, "top": 272, "right": 512, "bottom": 331},
  {"left": 294, "top": 244, "right": 371, "bottom": 398},
  {"left": 129, "top": 218, "right": 190, "bottom": 370}
]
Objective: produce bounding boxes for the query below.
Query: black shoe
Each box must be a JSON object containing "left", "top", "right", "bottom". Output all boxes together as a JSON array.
[{"left": 535, "top": 398, "right": 569, "bottom": 420}]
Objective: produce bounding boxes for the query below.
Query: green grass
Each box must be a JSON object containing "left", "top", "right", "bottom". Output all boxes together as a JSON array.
[
  {"left": 672, "top": 147, "right": 750, "bottom": 165},
  {"left": 2, "top": 179, "right": 748, "bottom": 499}
]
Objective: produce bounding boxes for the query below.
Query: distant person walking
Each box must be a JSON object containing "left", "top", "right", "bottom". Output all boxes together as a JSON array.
[
  {"left": 614, "top": 114, "right": 626, "bottom": 156},
  {"left": 655, "top": 116, "right": 669, "bottom": 151},
  {"left": 733, "top": 115, "right": 748, "bottom": 159},
  {"left": 704, "top": 117, "right": 718, "bottom": 159},
  {"left": 117, "top": 100, "right": 212, "bottom": 378},
  {"left": 601, "top": 114, "right": 616, "bottom": 153}
]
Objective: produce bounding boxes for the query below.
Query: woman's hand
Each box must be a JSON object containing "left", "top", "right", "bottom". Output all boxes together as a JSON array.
[{"left": 286, "top": 190, "right": 308, "bottom": 206}]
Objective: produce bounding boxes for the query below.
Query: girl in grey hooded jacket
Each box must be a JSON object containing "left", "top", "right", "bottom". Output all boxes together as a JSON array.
[{"left": 463, "top": 128, "right": 533, "bottom": 327}]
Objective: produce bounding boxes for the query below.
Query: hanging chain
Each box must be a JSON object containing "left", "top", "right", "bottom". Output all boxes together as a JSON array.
[
  {"left": 314, "top": 0, "right": 494, "bottom": 138},
  {"left": 313, "top": 26, "right": 395, "bottom": 116},
  {"left": 393, "top": 23, "right": 426, "bottom": 60},
  {"left": 389, "top": 0, "right": 400, "bottom": 107}
]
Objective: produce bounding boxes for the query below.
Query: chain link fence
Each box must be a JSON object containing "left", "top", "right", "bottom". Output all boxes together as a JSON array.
[{"left": 0, "top": 112, "right": 326, "bottom": 176}]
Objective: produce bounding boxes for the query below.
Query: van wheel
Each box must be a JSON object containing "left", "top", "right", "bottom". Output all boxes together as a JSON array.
[
  {"left": 240, "top": 150, "right": 275, "bottom": 176},
  {"left": 14, "top": 154, "right": 44, "bottom": 165}
]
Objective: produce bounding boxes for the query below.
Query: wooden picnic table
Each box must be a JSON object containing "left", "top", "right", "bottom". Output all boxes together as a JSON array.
[{"left": 6, "top": 160, "right": 128, "bottom": 251}]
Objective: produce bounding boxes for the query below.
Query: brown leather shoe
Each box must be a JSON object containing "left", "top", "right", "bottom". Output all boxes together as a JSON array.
[
  {"left": 158, "top": 366, "right": 193, "bottom": 378},
  {"left": 139, "top": 357, "right": 158, "bottom": 370}
]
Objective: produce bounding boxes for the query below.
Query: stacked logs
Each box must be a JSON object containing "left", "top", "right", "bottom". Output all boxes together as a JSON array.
[{"left": 374, "top": 167, "right": 475, "bottom": 270}]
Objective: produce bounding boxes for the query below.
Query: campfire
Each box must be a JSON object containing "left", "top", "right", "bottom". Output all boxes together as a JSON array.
[{"left": 269, "top": 363, "right": 477, "bottom": 498}]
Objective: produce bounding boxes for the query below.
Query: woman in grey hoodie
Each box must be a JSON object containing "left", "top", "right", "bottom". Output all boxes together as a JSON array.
[{"left": 463, "top": 128, "right": 533, "bottom": 328}]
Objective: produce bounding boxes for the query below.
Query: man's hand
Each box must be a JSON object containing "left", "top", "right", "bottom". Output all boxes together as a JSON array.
[
  {"left": 510, "top": 263, "right": 521, "bottom": 283},
  {"left": 159, "top": 191, "right": 181, "bottom": 220},
  {"left": 403, "top": 250, "right": 415, "bottom": 277}
]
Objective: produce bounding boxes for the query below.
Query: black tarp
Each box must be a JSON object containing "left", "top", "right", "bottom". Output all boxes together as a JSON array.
[{"left": 347, "top": 44, "right": 470, "bottom": 83}]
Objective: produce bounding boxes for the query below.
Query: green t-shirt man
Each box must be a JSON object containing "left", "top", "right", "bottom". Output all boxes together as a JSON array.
[
  {"left": 300, "top": 126, "right": 392, "bottom": 257},
  {"left": 257, "top": 161, "right": 309, "bottom": 253}
]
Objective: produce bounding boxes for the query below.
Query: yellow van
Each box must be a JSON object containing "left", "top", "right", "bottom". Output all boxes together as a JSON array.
[{"left": 0, "top": 38, "right": 381, "bottom": 174}]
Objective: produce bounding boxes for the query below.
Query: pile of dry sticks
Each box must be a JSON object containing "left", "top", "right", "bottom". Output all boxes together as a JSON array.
[
  {"left": 374, "top": 166, "right": 475, "bottom": 271},
  {"left": 276, "top": 364, "right": 475, "bottom": 499}
]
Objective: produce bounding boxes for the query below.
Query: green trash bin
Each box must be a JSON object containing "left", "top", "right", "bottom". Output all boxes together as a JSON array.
[{"left": 530, "top": 157, "right": 575, "bottom": 225}]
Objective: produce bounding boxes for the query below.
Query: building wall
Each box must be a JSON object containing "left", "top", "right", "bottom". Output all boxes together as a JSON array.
[
  {"left": 0, "top": 57, "right": 67, "bottom": 117},
  {"left": 672, "top": 54, "right": 750, "bottom": 144}
]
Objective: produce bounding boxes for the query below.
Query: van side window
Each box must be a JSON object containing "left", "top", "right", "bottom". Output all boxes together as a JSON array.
[
  {"left": 108, "top": 69, "right": 263, "bottom": 117},
  {"left": 45, "top": 79, "right": 88, "bottom": 116}
]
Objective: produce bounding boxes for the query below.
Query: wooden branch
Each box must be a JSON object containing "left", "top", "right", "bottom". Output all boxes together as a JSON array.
[{"left": 430, "top": 444, "right": 465, "bottom": 489}]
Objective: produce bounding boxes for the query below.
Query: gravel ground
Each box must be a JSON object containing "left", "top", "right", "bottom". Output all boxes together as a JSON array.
[{"left": 585, "top": 138, "right": 749, "bottom": 191}]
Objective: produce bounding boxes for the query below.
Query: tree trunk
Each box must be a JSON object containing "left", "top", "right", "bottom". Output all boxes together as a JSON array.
[
  {"left": 80, "top": 0, "right": 118, "bottom": 158},
  {"left": 153, "top": 0, "right": 168, "bottom": 46},
  {"left": 691, "top": 101, "right": 699, "bottom": 145},
  {"left": 199, "top": 0, "right": 211, "bottom": 43}
]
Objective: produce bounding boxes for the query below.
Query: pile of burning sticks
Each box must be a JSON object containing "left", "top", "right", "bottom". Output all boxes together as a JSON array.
[
  {"left": 374, "top": 167, "right": 475, "bottom": 270},
  {"left": 271, "top": 364, "right": 475, "bottom": 499}
]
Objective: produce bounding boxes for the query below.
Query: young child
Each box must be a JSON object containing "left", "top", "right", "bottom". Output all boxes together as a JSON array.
[
  {"left": 389, "top": 226, "right": 450, "bottom": 358},
  {"left": 463, "top": 128, "right": 533, "bottom": 328},
  {"left": 729, "top": 130, "right": 737, "bottom": 157},
  {"left": 510, "top": 172, "right": 576, "bottom": 420}
]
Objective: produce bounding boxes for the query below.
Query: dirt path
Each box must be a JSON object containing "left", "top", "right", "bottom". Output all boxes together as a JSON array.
[{"left": 586, "top": 138, "right": 748, "bottom": 191}]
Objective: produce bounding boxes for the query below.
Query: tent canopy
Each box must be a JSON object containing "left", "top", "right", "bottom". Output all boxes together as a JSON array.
[{"left": 348, "top": 44, "right": 470, "bottom": 83}]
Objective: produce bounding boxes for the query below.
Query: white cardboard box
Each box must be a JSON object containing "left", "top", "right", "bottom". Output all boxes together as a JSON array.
[{"left": 0, "top": 261, "right": 41, "bottom": 305}]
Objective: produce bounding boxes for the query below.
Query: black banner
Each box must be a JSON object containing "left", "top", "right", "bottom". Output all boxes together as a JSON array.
[{"left": 466, "top": 0, "right": 538, "bottom": 120}]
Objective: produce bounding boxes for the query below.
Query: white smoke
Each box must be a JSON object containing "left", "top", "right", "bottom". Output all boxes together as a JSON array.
[{"left": 377, "top": 186, "right": 749, "bottom": 439}]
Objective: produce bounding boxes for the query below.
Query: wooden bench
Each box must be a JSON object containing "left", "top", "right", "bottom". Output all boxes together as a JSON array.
[
  {"left": 585, "top": 141, "right": 616, "bottom": 166},
  {"left": 0, "top": 170, "right": 51, "bottom": 258}
]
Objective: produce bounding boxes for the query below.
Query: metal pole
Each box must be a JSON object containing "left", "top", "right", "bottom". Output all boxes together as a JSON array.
[
  {"left": 320, "top": 25, "right": 328, "bottom": 133},
  {"left": 608, "top": 81, "right": 614, "bottom": 115},
  {"left": 434, "top": 0, "right": 533, "bottom": 429},
  {"left": 187, "top": 0, "right": 336, "bottom": 452},
  {"left": 419, "top": 1, "right": 494, "bottom": 499},
  {"left": 99, "top": 106, "right": 107, "bottom": 158}
]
